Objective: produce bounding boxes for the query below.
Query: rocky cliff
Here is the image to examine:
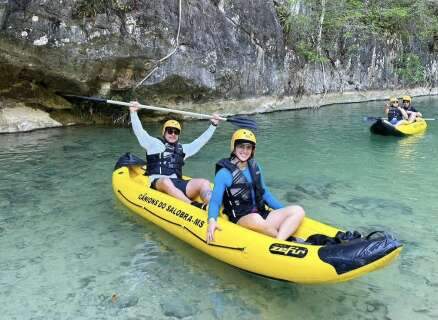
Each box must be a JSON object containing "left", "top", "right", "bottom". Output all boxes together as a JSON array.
[{"left": 0, "top": 0, "right": 437, "bottom": 132}]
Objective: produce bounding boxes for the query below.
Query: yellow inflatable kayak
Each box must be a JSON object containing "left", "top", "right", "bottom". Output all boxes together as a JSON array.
[
  {"left": 370, "top": 118, "right": 427, "bottom": 136},
  {"left": 112, "top": 154, "right": 402, "bottom": 284}
]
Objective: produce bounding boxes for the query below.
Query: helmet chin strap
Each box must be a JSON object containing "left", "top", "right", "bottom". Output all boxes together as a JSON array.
[{"left": 230, "top": 154, "right": 240, "bottom": 164}]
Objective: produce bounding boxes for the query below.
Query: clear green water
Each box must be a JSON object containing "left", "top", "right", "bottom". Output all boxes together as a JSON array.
[{"left": 1, "top": 97, "right": 438, "bottom": 320}]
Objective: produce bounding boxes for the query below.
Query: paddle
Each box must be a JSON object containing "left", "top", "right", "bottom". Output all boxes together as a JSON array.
[
  {"left": 62, "top": 95, "right": 257, "bottom": 129},
  {"left": 363, "top": 116, "right": 436, "bottom": 122}
]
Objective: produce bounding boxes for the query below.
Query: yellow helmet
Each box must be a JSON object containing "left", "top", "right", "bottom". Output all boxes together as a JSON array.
[
  {"left": 389, "top": 97, "right": 398, "bottom": 103},
  {"left": 162, "top": 120, "right": 181, "bottom": 135},
  {"left": 230, "top": 129, "right": 256, "bottom": 151},
  {"left": 402, "top": 95, "right": 412, "bottom": 102}
]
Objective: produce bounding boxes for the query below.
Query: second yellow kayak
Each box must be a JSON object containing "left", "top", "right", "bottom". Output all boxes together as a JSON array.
[{"left": 370, "top": 118, "right": 427, "bottom": 136}]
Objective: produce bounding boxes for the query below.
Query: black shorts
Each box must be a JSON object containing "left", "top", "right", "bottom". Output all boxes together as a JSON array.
[
  {"left": 150, "top": 177, "right": 189, "bottom": 195},
  {"left": 232, "top": 210, "right": 270, "bottom": 224}
]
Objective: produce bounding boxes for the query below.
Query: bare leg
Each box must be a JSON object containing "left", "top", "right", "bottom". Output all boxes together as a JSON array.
[
  {"left": 265, "top": 205, "right": 305, "bottom": 240},
  {"left": 277, "top": 206, "right": 305, "bottom": 240},
  {"left": 186, "top": 178, "right": 212, "bottom": 203},
  {"left": 237, "top": 213, "right": 278, "bottom": 237},
  {"left": 155, "top": 177, "right": 191, "bottom": 203}
]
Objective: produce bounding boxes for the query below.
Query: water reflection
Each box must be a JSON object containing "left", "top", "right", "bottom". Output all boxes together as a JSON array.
[{"left": 397, "top": 132, "right": 426, "bottom": 161}]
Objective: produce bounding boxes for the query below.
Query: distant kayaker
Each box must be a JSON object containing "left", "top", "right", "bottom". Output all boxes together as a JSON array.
[
  {"left": 206, "top": 129, "right": 305, "bottom": 243},
  {"left": 129, "top": 101, "right": 222, "bottom": 210},
  {"left": 384, "top": 97, "right": 409, "bottom": 125},
  {"left": 401, "top": 95, "right": 422, "bottom": 123}
]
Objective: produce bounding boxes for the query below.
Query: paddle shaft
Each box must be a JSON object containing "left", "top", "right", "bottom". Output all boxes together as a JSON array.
[
  {"left": 366, "top": 116, "right": 435, "bottom": 121},
  {"left": 61, "top": 94, "right": 257, "bottom": 129},
  {"left": 107, "top": 100, "right": 227, "bottom": 121}
]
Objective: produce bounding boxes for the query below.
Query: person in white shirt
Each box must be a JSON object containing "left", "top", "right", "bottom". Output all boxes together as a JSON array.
[{"left": 130, "top": 102, "right": 222, "bottom": 209}]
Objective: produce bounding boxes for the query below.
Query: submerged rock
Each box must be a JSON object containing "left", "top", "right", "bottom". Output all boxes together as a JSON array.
[
  {"left": 160, "top": 298, "right": 196, "bottom": 319},
  {"left": 330, "top": 196, "right": 413, "bottom": 217},
  {"left": 79, "top": 275, "right": 96, "bottom": 289},
  {"left": 284, "top": 178, "right": 345, "bottom": 202},
  {"left": 117, "top": 295, "right": 139, "bottom": 309}
]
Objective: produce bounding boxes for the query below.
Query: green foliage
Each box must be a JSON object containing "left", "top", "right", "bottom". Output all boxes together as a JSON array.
[
  {"left": 296, "top": 42, "right": 327, "bottom": 63},
  {"left": 275, "top": 0, "right": 437, "bottom": 83},
  {"left": 394, "top": 53, "right": 425, "bottom": 85},
  {"left": 72, "top": 0, "right": 134, "bottom": 19},
  {"left": 276, "top": 4, "right": 293, "bottom": 34},
  {"left": 365, "top": 2, "right": 410, "bottom": 38}
]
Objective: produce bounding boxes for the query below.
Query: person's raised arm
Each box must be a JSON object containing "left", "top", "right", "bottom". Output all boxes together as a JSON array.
[
  {"left": 130, "top": 102, "right": 163, "bottom": 152},
  {"left": 183, "top": 114, "right": 222, "bottom": 158}
]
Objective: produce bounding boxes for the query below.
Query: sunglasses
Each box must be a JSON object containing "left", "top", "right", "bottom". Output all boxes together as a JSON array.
[{"left": 165, "top": 128, "right": 180, "bottom": 135}]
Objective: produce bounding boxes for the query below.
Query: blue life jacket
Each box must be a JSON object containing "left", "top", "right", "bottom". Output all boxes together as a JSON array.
[
  {"left": 215, "top": 157, "right": 268, "bottom": 220},
  {"left": 146, "top": 138, "right": 185, "bottom": 178}
]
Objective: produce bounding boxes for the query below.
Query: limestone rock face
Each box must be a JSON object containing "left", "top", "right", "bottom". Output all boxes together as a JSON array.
[
  {"left": 0, "top": 103, "right": 62, "bottom": 133},
  {"left": 0, "top": 0, "right": 285, "bottom": 102}
]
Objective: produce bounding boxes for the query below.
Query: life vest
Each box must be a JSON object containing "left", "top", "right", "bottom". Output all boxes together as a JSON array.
[
  {"left": 215, "top": 157, "right": 268, "bottom": 221},
  {"left": 387, "top": 107, "right": 403, "bottom": 121},
  {"left": 404, "top": 105, "right": 417, "bottom": 113},
  {"left": 146, "top": 138, "right": 185, "bottom": 178}
]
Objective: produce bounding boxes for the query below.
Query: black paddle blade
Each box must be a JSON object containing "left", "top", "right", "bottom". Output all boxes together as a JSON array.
[
  {"left": 61, "top": 94, "right": 108, "bottom": 104},
  {"left": 363, "top": 116, "right": 381, "bottom": 122},
  {"left": 226, "top": 116, "right": 257, "bottom": 130}
]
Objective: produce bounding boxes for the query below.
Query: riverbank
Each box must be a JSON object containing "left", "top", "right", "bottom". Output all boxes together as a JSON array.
[
  {"left": 185, "top": 87, "right": 438, "bottom": 116},
  {"left": 1, "top": 87, "right": 437, "bottom": 133}
]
